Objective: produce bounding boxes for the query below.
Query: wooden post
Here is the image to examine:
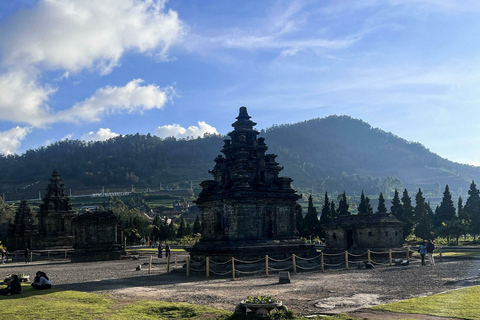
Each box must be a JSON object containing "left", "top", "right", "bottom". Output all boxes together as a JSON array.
[
  {"left": 406, "top": 245, "right": 411, "bottom": 261},
  {"left": 186, "top": 256, "right": 190, "bottom": 277},
  {"left": 345, "top": 251, "right": 349, "bottom": 270},
  {"left": 206, "top": 257, "right": 210, "bottom": 278},
  {"left": 321, "top": 252, "right": 324, "bottom": 272},
  {"left": 175, "top": 253, "right": 178, "bottom": 268},
  {"left": 167, "top": 254, "right": 171, "bottom": 273},
  {"left": 292, "top": 254, "right": 297, "bottom": 274},
  {"left": 265, "top": 255, "right": 269, "bottom": 276},
  {"left": 367, "top": 249, "right": 371, "bottom": 264},
  {"left": 389, "top": 249, "right": 392, "bottom": 266},
  {"left": 232, "top": 257, "right": 235, "bottom": 280},
  {"left": 148, "top": 255, "right": 152, "bottom": 274}
]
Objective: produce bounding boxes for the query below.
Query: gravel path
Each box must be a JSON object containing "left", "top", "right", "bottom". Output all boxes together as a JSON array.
[{"left": 1, "top": 256, "right": 479, "bottom": 318}]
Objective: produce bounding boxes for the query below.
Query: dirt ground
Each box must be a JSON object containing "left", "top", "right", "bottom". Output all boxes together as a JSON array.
[{"left": 1, "top": 256, "right": 479, "bottom": 319}]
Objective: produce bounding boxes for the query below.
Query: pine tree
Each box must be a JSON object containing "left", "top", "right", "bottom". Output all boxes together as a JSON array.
[
  {"left": 337, "top": 191, "right": 350, "bottom": 216},
  {"left": 377, "top": 192, "right": 387, "bottom": 214},
  {"left": 193, "top": 215, "right": 202, "bottom": 234},
  {"left": 390, "top": 189, "right": 403, "bottom": 221},
  {"left": 414, "top": 189, "right": 434, "bottom": 240},
  {"left": 357, "top": 191, "right": 368, "bottom": 214},
  {"left": 464, "top": 181, "right": 480, "bottom": 239},
  {"left": 330, "top": 201, "right": 337, "bottom": 218},
  {"left": 176, "top": 218, "right": 188, "bottom": 238},
  {"left": 401, "top": 189, "right": 415, "bottom": 238},
  {"left": 435, "top": 185, "right": 456, "bottom": 228},
  {"left": 319, "top": 192, "right": 331, "bottom": 224},
  {"left": 303, "top": 195, "right": 320, "bottom": 237},
  {"left": 457, "top": 196, "right": 469, "bottom": 241}
]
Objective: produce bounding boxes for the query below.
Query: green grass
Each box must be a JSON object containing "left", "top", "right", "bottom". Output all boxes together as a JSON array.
[
  {"left": 440, "top": 251, "right": 480, "bottom": 258},
  {"left": 0, "top": 285, "right": 354, "bottom": 320},
  {"left": 372, "top": 285, "right": 480, "bottom": 320}
]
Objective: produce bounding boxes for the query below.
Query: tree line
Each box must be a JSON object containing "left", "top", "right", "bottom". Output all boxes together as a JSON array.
[{"left": 297, "top": 181, "right": 480, "bottom": 244}]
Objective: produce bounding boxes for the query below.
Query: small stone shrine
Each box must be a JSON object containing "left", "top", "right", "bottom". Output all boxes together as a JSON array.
[
  {"left": 322, "top": 213, "right": 404, "bottom": 253},
  {"left": 71, "top": 210, "right": 125, "bottom": 262},
  {"left": 187, "top": 107, "right": 316, "bottom": 261},
  {"left": 36, "top": 169, "right": 76, "bottom": 249},
  {"left": 6, "top": 198, "right": 37, "bottom": 251}
]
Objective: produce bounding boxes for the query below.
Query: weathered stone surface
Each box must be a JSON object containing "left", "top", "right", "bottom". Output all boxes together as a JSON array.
[
  {"left": 71, "top": 210, "right": 125, "bottom": 262},
  {"left": 36, "top": 170, "right": 76, "bottom": 249},
  {"left": 323, "top": 213, "right": 404, "bottom": 253},
  {"left": 6, "top": 198, "right": 37, "bottom": 251},
  {"left": 188, "top": 107, "right": 316, "bottom": 261}
]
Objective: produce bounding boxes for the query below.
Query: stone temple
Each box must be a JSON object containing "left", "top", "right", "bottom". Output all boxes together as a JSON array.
[{"left": 188, "top": 107, "right": 316, "bottom": 261}]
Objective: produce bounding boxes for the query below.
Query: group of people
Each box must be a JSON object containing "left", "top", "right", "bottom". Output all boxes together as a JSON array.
[
  {"left": 418, "top": 239, "right": 436, "bottom": 266},
  {"left": 0, "top": 271, "right": 51, "bottom": 296},
  {"left": 0, "top": 247, "right": 32, "bottom": 265},
  {"left": 157, "top": 243, "right": 171, "bottom": 259}
]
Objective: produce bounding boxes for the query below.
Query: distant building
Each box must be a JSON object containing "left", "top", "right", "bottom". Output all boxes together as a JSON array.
[{"left": 322, "top": 213, "right": 404, "bottom": 253}]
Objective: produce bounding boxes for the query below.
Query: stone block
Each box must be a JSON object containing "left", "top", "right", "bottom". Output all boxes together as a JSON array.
[{"left": 278, "top": 271, "right": 291, "bottom": 283}]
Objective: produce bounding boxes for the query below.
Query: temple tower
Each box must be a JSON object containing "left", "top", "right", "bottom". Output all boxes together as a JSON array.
[
  {"left": 36, "top": 169, "right": 76, "bottom": 249},
  {"left": 188, "top": 107, "right": 315, "bottom": 260},
  {"left": 6, "top": 198, "right": 37, "bottom": 250}
]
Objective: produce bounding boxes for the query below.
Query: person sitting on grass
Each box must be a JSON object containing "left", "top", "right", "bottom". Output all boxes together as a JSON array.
[
  {"left": 31, "top": 271, "right": 51, "bottom": 290},
  {"left": 0, "top": 274, "right": 22, "bottom": 295}
]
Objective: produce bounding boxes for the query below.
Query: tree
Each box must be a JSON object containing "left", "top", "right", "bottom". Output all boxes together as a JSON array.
[
  {"left": 414, "top": 189, "right": 434, "bottom": 240},
  {"left": 0, "top": 197, "right": 15, "bottom": 243},
  {"left": 401, "top": 189, "right": 415, "bottom": 238},
  {"left": 176, "top": 218, "right": 188, "bottom": 238},
  {"left": 457, "top": 196, "right": 470, "bottom": 241},
  {"left": 435, "top": 185, "right": 456, "bottom": 228},
  {"left": 193, "top": 215, "right": 202, "bottom": 235},
  {"left": 320, "top": 192, "right": 332, "bottom": 224},
  {"left": 464, "top": 181, "right": 480, "bottom": 240},
  {"left": 330, "top": 201, "right": 337, "bottom": 218},
  {"left": 337, "top": 191, "right": 350, "bottom": 216},
  {"left": 302, "top": 195, "right": 320, "bottom": 238},
  {"left": 357, "top": 191, "right": 373, "bottom": 215},
  {"left": 377, "top": 192, "right": 387, "bottom": 214},
  {"left": 390, "top": 189, "right": 403, "bottom": 221}
]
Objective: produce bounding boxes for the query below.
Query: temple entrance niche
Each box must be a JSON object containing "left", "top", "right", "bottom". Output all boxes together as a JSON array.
[{"left": 187, "top": 107, "right": 316, "bottom": 261}]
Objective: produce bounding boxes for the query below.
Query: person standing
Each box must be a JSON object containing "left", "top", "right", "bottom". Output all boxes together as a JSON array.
[
  {"left": 1, "top": 248, "right": 6, "bottom": 264},
  {"left": 418, "top": 242, "right": 427, "bottom": 266},
  {"left": 426, "top": 239, "right": 435, "bottom": 266},
  {"left": 157, "top": 243, "right": 163, "bottom": 258},
  {"left": 165, "top": 244, "right": 171, "bottom": 259},
  {"left": 24, "top": 247, "right": 30, "bottom": 264}
]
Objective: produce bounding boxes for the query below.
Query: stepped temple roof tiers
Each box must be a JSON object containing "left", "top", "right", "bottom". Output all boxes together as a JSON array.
[
  {"left": 188, "top": 107, "right": 315, "bottom": 261},
  {"left": 6, "top": 198, "right": 37, "bottom": 251},
  {"left": 36, "top": 169, "right": 76, "bottom": 249}
]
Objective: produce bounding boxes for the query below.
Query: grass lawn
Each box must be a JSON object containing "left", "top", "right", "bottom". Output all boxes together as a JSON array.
[
  {"left": 0, "top": 284, "right": 351, "bottom": 320},
  {"left": 372, "top": 285, "right": 480, "bottom": 320},
  {"left": 440, "top": 251, "right": 480, "bottom": 258}
]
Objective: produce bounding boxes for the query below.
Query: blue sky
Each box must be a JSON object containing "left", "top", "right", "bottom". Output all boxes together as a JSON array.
[{"left": 0, "top": 0, "right": 479, "bottom": 166}]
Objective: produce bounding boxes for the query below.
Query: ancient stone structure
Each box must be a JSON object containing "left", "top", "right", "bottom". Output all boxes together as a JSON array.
[
  {"left": 6, "top": 198, "right": 37, "bottom": 251},
  {"left": 36, "top": 170, "right": 76, "bottom": 249},
  {"left": 71, "top": 210, "right": 125, "bottom": 262},
  {"left": 188, "top": 107, "right": 315, "bottom": 261},
  {"left": 323, "top": 213, "right": 404, "bottom": 253}
]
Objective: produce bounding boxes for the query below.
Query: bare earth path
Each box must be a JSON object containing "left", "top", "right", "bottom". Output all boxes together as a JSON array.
[{"left": 1, "top": 256, "right": 479, "bottom": 319}]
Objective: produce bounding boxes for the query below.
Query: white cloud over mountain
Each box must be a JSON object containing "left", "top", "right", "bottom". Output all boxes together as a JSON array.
[
  {"left": 0, "top": 126, "right": 32, "bottom": 155},
  {"left": 154, "top": 121, "right": 218, "bottom": 139},
  {"left": 81, "top": 128, "right": 120, "bottom": 142}
]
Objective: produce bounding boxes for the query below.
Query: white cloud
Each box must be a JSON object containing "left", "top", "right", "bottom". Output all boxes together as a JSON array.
[
  {"left": 0, "top": 126, "right": 32, "bottom": 155},
  {"left": 0, "top": 70, "right": 56, "bottom": 126},
  {"left": 57, "top": 79, "right": 171, "bottom": 124},
  {"left": 0, "top": 0, "right": 183, "bottom": 73},
  {"left": 81, "top": 128, "right": 120, "bottom": 142},
  {"left": 154, "top": 121, "right": 218, "bottom": 139}
]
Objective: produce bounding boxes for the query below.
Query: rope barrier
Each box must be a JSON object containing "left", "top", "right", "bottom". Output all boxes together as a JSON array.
[
  {"left": 268, "top": 266, "right": 293, "bottom": 272},
  {"left": 295, "top": 254, "right": 322, "bottom": 261},
  {"left": 210, "top": 269, "right": 233, "bottom": 276},
  {"left": 322, "top": 252, "right": 344, "bottom": 256},
  {"left": 347, "top": 252, "right": 367, "bottom": 257},
  {"left": 235, "top": 268, "right": 266, "bottom": 274},
  {"left": 234, "top": 257, "right": 265, "bottom": 264},
  {"left": 323, "top": 262, "right": 346, "bottom": 267},
  {"left": 370, "top": 250, "right": 388, "bottom": 254},
  {"left": 209, "top": 259, "right": 232, "bottom": 265},
  {"left": 267, "top": 256, "right": 292, "bottom": 262},
  {"left": 189, "top": 267, "right": 206, "bottom": 272},
  {"left": 296, "top": 264, "right": 323, "bottom": 271},
  {"left": 190, "top": 258, "right": 205, "bottom": 264}
]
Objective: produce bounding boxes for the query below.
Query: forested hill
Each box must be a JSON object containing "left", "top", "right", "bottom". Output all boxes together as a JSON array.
[{"left": 0, "top": 115, "right": 479, "bottom": 199}]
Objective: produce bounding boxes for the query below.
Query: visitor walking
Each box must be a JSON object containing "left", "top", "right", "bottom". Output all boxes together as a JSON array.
[
  {"left": 426, "top": 239, "right": 435, "bottom": 266},
  {"left": 418, "top": 242, "right": 427, "bottom": 266},
  {"left": 165, "top": 244, "right": 171, "bottom": 259},
  {"left": 1, "top": 248, "right": 6, "bottom": 264},
  {"left": 158, "top": 243, "right": 163, "bottom": 258},
  {"left": 24, "top": 247, "right": 30, "bottom": 264}
]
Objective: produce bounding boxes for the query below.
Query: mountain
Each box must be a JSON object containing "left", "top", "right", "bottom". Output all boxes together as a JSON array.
[{"left": 0, "top": 115, "right": 478, "bottom": 201}]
